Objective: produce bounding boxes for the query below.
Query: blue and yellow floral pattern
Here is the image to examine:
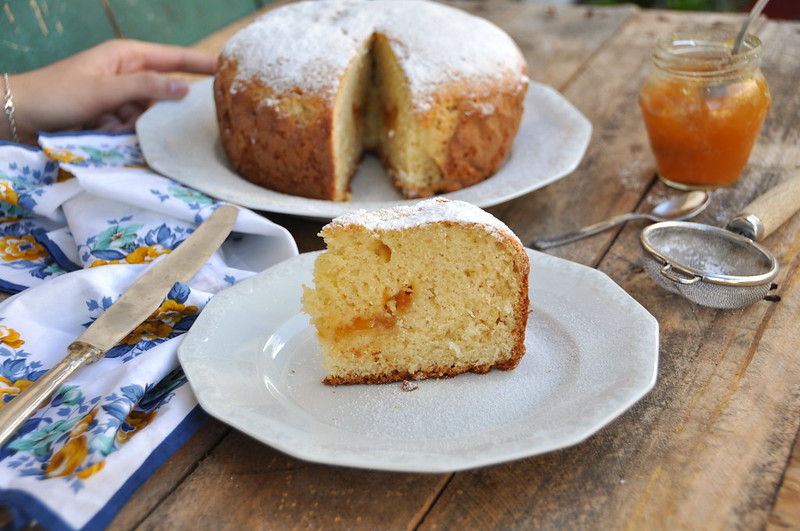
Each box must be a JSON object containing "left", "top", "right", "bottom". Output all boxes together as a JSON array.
[
  {"left": 0, "top": 157, "right": 59, "bottom": 221},
  {"left": 3, "top": 377, "right": 183, "bottom": 490},
  {"left": 0, "top": 132, "right": 296, "bottom": 531},
  {"left": 0, "top": 284, "right": 197, "bottom": 491},
  {"left": 0, "top": 222, "right": 67, "bottom": 283},
  {"left": 42, "top": 135, "right": 145, "bottom": 169},
  {"left": 0, "top": 322, "right": 45, "bottom": 409},
  {"left": 91, "top": 283, "right": 200, "bottom": 361},
  {"left": 0, "top": 146, "right": 76, "bottom": 291},
  {"left": 80, "top": 220, "right": 192, "bottom": 268}
]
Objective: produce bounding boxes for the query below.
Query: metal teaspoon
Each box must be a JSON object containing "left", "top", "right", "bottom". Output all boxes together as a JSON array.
[
  {"left": 531, "top": 190, "right": 710, "bottom": 250},
  {"left": 733, "top": 0, "right": 771, "bottom": 54}
]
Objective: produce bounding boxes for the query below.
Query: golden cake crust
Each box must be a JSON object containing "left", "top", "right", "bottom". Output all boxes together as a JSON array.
[{"left": 214, "top": 65, "right": 341, "bottom": 200}]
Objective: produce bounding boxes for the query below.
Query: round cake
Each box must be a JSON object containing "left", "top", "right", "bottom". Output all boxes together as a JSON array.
[
  {"left": 214, "top": 0, "right": 529, "bottom": 201},
  {"left": 302, "top": 198, "right": 530, "bottom": 385}
]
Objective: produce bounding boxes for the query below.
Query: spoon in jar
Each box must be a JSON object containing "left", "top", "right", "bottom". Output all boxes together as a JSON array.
[
  {"left": 530, "top": 190, "right": 710, "bottom": 250},
  {"left": 733, "top": 0, "right": 770, "bottom": 54}
]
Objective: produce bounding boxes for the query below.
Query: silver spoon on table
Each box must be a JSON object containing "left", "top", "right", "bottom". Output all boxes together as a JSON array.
[{"left": 531, "top": 190, "right": 710, "bottom": 250}]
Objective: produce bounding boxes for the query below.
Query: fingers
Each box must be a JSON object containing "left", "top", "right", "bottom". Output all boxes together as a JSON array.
[
  {"left": 91, "top": 70, "right": 191, "bottom": 111},
  {"left": 115, "top": 102, "right": 147, "bottom": 124},
  {"left": 11, "top": 39, "right": 217, "bottom": 137},
  {"left": 100, "top": 40, "right": 217, "bottom": 75},
  {"left": 141, "top": 44, "right": 217, "bottom": 75},
  {"left": 85, "top": 102, "right": 147, "bottom": 132}
]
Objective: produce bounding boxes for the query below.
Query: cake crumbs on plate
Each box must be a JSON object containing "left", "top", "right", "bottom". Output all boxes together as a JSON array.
[{"left": 401, "top": 380, "right": 419, "bottom": 392}]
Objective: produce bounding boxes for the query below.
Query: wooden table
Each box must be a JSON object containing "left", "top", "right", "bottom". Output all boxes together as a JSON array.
[{"left": 20, "top": 2, "right": 800, "bottom": 529}]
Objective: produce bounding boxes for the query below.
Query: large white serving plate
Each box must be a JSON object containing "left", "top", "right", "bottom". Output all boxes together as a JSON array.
[
  {"left": 137, "top": 78, "right": 591, "bottom": 219},
  {"left": 177, "top": 250, "right": 658, "bottom": 473}
]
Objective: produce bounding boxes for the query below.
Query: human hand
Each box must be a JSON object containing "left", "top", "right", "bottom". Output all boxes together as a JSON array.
[{"left": 3, "top": 39, "right": 217, "bottom": 144}]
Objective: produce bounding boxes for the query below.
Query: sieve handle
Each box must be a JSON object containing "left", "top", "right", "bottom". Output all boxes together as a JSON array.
[
  {"left": 727, "top": 175, "right": 800, "bottom": 241},
  {"left": 660, "top": 263, "right": 702, "bottom": 285}
]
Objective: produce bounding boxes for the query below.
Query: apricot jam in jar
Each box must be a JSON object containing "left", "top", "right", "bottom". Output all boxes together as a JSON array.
[{"left": 639, "top": 31, "right": 771, "bottom": 190}]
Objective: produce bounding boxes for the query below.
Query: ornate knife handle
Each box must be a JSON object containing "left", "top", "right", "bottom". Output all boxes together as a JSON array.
[{"left": 0, "top": 341, "right": 104, "bottom": 448}]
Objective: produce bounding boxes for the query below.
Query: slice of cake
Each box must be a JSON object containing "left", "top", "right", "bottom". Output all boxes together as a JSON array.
[{"left": 302, "top": 198, "right": 530, "bottom": 385}]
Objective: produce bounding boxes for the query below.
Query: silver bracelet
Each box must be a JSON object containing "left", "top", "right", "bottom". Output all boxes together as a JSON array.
[{"left": 3, "top": 73, "right": 19, "bottom": 143}]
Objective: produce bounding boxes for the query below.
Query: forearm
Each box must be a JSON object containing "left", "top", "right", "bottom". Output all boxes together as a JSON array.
[
  {"left": 1, "top": 74, "right": 19, "bottom": 143},
  {"left": 1, "top": 65, "right": 130, "bottom": 145},
  {"left": 1, "top": 73, "right": 41, "bottom": 145},
  {"left": 0, "top": 104, "right": 11, "bottom": 143},
  {"left": 1, "top": 40, "right": 215, "bottom": 145}
]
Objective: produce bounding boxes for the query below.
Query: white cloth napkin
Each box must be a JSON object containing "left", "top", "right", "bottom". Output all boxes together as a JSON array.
[{"left": 0, "top": 132, "right": 298, "bottom": 530}]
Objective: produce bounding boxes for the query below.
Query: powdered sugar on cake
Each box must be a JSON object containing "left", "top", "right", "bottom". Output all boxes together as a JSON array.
[
  {"left": 221, "top": 0, "right": 528, "bottom": 103},
  {"left": 327, "top": 198, "right": 521, "bottom": 244}
]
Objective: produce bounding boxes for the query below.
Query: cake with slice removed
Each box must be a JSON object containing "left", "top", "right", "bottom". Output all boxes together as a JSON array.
[{"left": 213, "top": 0, "right": 529, "bottom": 201}]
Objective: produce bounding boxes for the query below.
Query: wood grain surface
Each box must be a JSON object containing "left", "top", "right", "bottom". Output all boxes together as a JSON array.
[{"left": 3, "top": 2, "right": 798, "bottom": 530}]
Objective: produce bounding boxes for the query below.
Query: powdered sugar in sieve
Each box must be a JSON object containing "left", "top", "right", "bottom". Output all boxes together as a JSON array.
[{"left": 640, "top": 221, "right": 778, "bottom": 309}]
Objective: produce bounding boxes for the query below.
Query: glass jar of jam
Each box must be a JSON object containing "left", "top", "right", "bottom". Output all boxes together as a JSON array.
[{"left": 639, "top": 30, "right": 771, "bottom": 190}]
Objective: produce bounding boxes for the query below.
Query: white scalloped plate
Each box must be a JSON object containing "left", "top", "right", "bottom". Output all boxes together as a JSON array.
[
  {"left": 178, "top": 250, "right": 658, "bottom": 473},
  {"left": 137, "top": 78, "right": 591, "bottom": 219}
]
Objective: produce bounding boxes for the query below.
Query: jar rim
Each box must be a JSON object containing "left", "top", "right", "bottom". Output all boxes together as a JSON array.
[{"left": 653, "top": 30, "right": 763, "bottom": 79}]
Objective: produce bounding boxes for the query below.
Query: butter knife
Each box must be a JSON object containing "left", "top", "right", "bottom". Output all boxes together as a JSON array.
[{"left": 0, "top": 205, "right": 238, "bottom": 448}]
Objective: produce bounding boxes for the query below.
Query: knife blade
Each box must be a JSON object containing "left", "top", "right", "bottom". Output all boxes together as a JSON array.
[{"left": 0, "top": 205, "right": 238, "bottom": 448}]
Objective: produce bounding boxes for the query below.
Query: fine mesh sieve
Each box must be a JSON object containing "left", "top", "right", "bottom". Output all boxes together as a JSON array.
[
  {"left": 639, "top": 175, "right": 800, "bottom": 309},
  {"left": 641, "top": 222, "right": 778, "bottom": 309}
]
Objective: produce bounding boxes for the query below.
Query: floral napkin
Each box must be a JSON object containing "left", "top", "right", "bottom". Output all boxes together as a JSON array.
[{"left": 0, "top": 132, "right": 298, "bottom": 530}]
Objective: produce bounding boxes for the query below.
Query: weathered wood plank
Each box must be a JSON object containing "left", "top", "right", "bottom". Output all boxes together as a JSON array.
[
  {"left": 424, "top": 9, "right": 800, "bottom": 530},
  {"left": 0, "top": 0, "right": 118, "bottom": 73},
  {"left": 132, "top": 429, "right": 451, "bottom": 530},
  {"left": 459, "top": 2, "right": 637, "bottom": 90},
  {"left": 105, "top": 418, "right": 230, "bottom": 530},
  {"left": 769, "top": 432, "right": 800, "bottom": 530}
]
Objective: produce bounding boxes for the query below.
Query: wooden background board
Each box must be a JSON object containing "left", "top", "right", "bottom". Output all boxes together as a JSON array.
[
  {"left": 106, "top": 0, "right": 264, "bottom": 46},
  {"left": 0, "top": 0, "right": 118, "bottom": 73},
  {"left": 0, "top": 0, "right": 273, "bottom": 74}
]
